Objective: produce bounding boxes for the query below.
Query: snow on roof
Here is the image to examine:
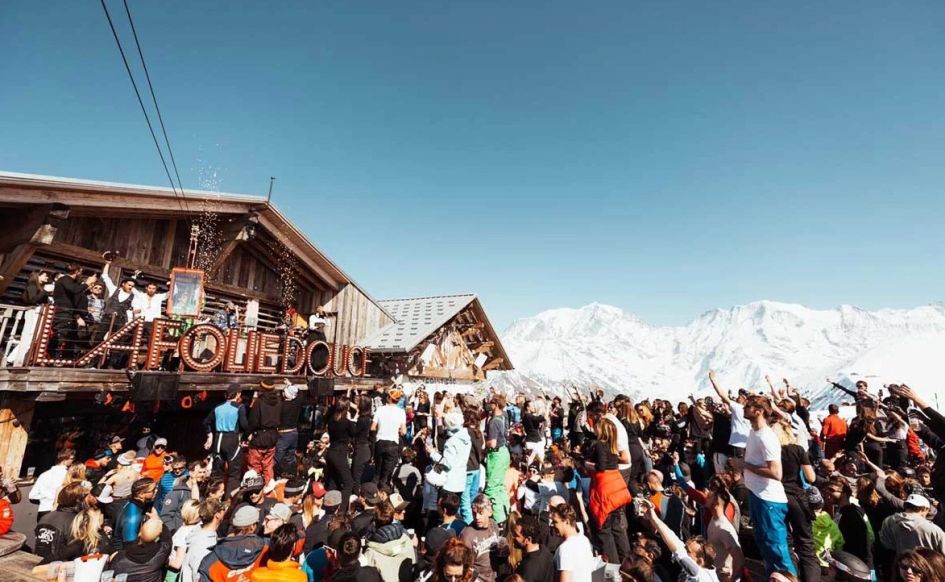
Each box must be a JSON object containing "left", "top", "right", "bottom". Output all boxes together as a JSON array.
[{"left": 365, "top": 294, "right": 478, "bottom": 353}]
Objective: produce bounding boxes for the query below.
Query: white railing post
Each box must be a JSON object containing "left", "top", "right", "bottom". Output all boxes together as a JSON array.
[{"left": 0, "top": 304, "right": 32, "bottom": 367}]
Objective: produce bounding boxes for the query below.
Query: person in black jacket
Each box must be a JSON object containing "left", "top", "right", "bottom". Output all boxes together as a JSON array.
[
  {"left": 34, "top": 482, "right": 88, "bottom": 564},
  {"left": 47, "top": 264, "right": 96, "bottom": 359},
  {"left": 326, "top": 395, "right": 357, "bottom": 514},
  {"left": 108, "top": 517, "right": 173, "bottom": 582},
  {"left": 352, "top": 394, "right": 374, "bottom": 493},
  {"left": 246, "top": 379, "right": 283, "bottom": 485},
  {"left": 276, "top": 381, "right": 304, "bottom": 478}
]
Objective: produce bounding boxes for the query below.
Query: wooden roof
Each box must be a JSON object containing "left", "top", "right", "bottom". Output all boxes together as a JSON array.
[
  {"left": 0, "top": 171, "right": 389, "bottom": 318},
  {"left": 365, "top": 294, "right": 513, "bottom": 370}
]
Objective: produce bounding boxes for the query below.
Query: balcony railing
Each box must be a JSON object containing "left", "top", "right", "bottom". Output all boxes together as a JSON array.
[{"left": 0, "top": 303, "right": 34, "bottom": 368}]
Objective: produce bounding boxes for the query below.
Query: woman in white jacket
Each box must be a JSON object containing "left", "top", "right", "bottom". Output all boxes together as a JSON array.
[{"left": 426, "top": 411, "right": 472, "bottom": 496}]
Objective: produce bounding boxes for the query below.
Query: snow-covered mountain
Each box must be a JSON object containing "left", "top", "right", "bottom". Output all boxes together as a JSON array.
[{"left": 492, "top": 301, "right": 945, "bottom": 409}]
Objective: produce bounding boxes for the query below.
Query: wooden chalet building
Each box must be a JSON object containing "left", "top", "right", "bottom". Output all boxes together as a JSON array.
[
  {"left": 365, "top": 294, "right": 511, "bottom": 384},
  {"left": 0, "top": 172, "right": 511, "bottom": 477}
]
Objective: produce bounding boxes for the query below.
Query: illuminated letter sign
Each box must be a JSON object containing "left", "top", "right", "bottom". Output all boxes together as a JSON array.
[
  {"left": 179, "top": 324, "right": 228, "bottom": 372},
  {"left": 145, "top": 319, "right": 183, "bottom": 370}
]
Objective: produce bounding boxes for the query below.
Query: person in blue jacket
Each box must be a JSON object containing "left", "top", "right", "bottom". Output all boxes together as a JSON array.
[{"left": 114, "top": 477, "right": 157, "bottom": 549}]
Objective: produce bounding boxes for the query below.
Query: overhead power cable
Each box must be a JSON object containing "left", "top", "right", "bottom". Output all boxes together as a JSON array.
[
  {"left": 99, "top": 0, "right": 184, "bottom": 210},
  {"left": 122, "top": 0, "right": 187, "bottom": 209}
]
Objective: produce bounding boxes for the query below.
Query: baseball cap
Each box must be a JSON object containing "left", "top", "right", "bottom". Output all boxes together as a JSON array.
[
  {"left": 311, "top": 481, "right": 327, "bottom": 498},
  {"left": 360, "top": 482, "right": 382, "bottom": 505},
  {"left": 324, "top": 490, "right": 343, "bottom": 508},
  {"left": 389, "top": 493, "right": 409, "bottom": 512},
  {"left": 284, "top": 478, "right": 306, "bottom": 498},
  {"left": 109, "top": 435, "right": 124, "bottom": 445},
  {"left": 906, "top": 493, "right": 931, "bottom": 509},
  {"left": 268, "top": 503, "right": 292, "bottom": 522},
  {"left": 94, "top": 483, "right": 114, "bottom": 504},
  {"left": 153, "top": 438, "right": 168, "bottom": 447},
  {"left": 825, "top": 550, "right": 871, "bottom": 581},
  {"left": 117, "top": 451, "right": 136, "bottom": 466},
  {"left": 232, "top": 505, "right": 261, "bottom": 528}
]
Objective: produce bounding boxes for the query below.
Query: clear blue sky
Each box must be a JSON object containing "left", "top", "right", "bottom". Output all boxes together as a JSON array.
[{"left": 3, "top": 1, "right": 944, "bottom": 330}]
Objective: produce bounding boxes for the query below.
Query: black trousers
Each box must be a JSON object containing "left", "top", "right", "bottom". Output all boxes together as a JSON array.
[
  {"left": 787, "top": 494, "right": 821, "bottom": 582},
  {"left": 351, "top": 442, "right": 371, "bottom": 493},
  {"left": 325, "top": 445, "right": 354, "bottom": 514},
  {"left": 211, "top": 432, "right": 243, "bottom": 496},
  {"left": 48, "top": 319, "right": 76, "bottom": 359},
  {"left": 596, "top": 509, "right": 631, "bottom": 564},
  {"left": 373, "top": 440, "right": 400, "bottom": 487},
  {"left": 886, "top": 443, "right": 907, "bottom": 470}
]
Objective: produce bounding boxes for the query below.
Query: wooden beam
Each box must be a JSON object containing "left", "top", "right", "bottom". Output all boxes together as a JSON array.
[
  {"left": 160, "top": 220, "right": 177, "bottom": 268},
  {"left": 0, "top": 204, "right": 69, "bottom": 253},
  {"left": 257, "top": 214, "right": 339, "bottom": 289},
  {"left": 0, "top": 367, "right": 379, "bottom": 393},
  {"left": 472, "top": 341, "right": 494, "bottom": 354},
  {"left": 482, "top": 357, "right": 505, "bottom": 371},
  {"left": 461, "top": 323, "right": 484, "bottom": 337},
  {"left": 0, "top": 244, "right": 39, "bottom": 295},
  {"left": 0, "top": 186, "right": 257, "bottom": 217},
  {"left": 0, "top": 394, "right": 33, "bottom": 479},
  {"left": 207, "top": 218, "right": 254, "bottom": 278}
]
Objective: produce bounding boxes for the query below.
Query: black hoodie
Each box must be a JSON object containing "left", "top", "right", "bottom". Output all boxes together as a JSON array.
[
  {"left": 249, "top": 391, "right": 282, "bottom": 448},
  {"left": 108, "top": 527, "right": 172, "bottom": 582}
]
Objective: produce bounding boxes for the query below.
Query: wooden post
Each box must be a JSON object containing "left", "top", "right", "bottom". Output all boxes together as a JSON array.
[{"left": 0, "top": 394, "right": 34, "bottom": 479}]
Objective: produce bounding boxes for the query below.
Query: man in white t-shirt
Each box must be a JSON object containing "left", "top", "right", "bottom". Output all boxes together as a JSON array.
[
  {"left": 708, "top": 370, "right": 751, "bottom": 470},
  {"left": 372, "top": 388, "right": 406, "bottom": 487},
  {"left": 732, "top": 395, "right": 795, "bottom": 578},
  {"left": 551, "top": 503, "right": 595, "bottom": 582}
]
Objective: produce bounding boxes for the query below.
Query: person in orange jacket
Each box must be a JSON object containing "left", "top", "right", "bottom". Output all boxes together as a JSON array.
[
  {"left": 250, "top": 523, "right": 306, "bottom": 582},
  {"left": 820, "top": 404, "right": 848, "bottom": 459},
  {"left": 141, "top": 437, "right": 169, "bottom": 482}
]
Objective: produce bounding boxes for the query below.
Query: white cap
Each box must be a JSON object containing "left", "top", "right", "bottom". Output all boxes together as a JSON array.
[
  {"left": 906, "top": 493, "right": 931, "bottom": 508},
  {"left": 153, "top": 437, "right": 168, "bottom": 447}
]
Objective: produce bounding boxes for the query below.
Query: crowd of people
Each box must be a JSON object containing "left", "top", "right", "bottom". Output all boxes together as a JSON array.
[{"left": 9, "top": 370, "right": 945, "bottom": 582}]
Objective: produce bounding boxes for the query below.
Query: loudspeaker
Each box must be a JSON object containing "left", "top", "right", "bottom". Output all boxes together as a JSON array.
[
  {"left": 307, "top": 377, "right": 335, "bottom": 398},
  {"left": 130, "top": 372, "right": 181, "bottom": 402}
]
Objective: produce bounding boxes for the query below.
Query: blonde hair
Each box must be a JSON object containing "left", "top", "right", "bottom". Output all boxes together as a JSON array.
[
  {"left": 181, "top": 499, "right": 201, "bottom": 526},
  {"left": 597, "top": 419, "right": 619, "bottom": 455},
  {"left": 70, "top": 508, "right": 105, "bottom": 554},
  {"left": 772, "top": 419, "right": 796, "bottom": 447}
]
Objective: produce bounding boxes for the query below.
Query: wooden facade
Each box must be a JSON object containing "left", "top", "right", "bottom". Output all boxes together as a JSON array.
[
  {"left": 0, "top": 172, "right": 395, "bottom": 477},
  {"left": 0, "top": 172, "right": 392, "bottom": 344}
]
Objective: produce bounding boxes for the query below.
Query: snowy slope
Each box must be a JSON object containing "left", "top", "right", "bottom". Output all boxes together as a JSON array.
[{"left": 492, "top": 301, "right": 945, "bottom": 407}]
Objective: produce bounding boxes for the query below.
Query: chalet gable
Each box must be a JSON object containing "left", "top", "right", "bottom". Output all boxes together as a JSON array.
[{"left": 366, "top": 294, "right": 512, "bottom": 381}]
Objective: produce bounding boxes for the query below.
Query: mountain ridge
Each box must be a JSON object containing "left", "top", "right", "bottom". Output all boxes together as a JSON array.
[{"left": 492, "top": 300, "right": 945, "bottom": 408}]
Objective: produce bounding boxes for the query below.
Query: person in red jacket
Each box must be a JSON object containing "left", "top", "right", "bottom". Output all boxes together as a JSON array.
[
  {"left": 820, "top": 405, "right": 848, "bottom": 459},
  {"left": 0, "top": 470, "right": 21, "bottom": 536}
]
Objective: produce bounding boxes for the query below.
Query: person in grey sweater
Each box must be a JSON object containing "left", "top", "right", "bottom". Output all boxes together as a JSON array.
[{"left": 879, "top": 493, "right": 945, "bottom": 557}]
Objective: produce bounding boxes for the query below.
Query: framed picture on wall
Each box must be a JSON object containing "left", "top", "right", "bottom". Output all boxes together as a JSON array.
[{"left": 167, "top": 268, "right": 205, "bottom": 318}]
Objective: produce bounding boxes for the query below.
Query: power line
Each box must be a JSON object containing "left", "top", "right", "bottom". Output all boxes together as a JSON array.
[
  {"left": 99, "top": 0, "right": 183, "bottom": 210},
  {"left": 122, "top": 0, "right": 187, "bottom": 208}
]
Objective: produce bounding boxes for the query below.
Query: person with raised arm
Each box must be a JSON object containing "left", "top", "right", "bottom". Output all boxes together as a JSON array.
[
  {"left": 643, "top": 498, "right": 720, "bottom": 582},
  {"left": 708, "top": 371, "right": 750, "bottom": 461}
]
